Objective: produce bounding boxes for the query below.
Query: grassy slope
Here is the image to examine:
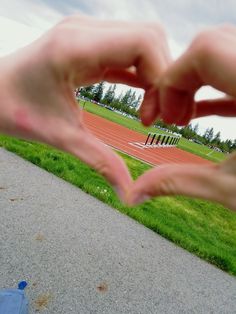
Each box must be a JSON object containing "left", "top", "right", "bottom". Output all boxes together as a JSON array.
[
  {"left": 83, "top": 101, "right": 225, "bottom": 163},
  {"left": 0, "top": 134, "right": 235, "bottom": 276}
]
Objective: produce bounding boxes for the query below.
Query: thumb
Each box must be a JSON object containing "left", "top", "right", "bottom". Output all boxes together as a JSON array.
[{"left": 127, "top": 155, "right": 236, "bottom": 211}]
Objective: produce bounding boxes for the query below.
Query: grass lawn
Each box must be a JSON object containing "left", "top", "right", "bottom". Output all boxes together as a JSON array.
[
  {"left": 82, "top": 100, "right": 225, "bottom": 163},
  {"left": 0, "top": 134, "right": 235, "bottom": 276}
]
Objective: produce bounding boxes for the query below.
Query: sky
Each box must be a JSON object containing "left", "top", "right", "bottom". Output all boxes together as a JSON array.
[{"left": 0, "top": 0, "right": 235, "bottom": 141}]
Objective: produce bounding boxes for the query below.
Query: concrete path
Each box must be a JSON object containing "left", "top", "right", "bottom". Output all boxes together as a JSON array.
[{"left": 0, "top": 148, "right": 235, "bottom": 314}]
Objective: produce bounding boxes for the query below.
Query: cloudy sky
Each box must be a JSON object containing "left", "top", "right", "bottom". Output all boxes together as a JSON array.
[{"left": 0, "top": 0, "right": 236, "bottom": 141}]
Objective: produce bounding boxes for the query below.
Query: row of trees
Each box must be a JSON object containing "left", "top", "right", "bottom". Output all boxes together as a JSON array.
[
  {"left": 156, "top": 121, "right": 236, "bottom": 153},
  {"left": 78, "top": 82, "right": 142, "bottom": 111},
  {"left": 77, "top": 83, "right": 235, "bottom": 153},
  {"left": 195, "top": 126, "right": 236, "bottom": 153}
]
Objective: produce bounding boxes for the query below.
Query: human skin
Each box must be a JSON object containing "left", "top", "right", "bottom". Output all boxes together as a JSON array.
[
  {"left": 0, "top": 14, "right": 170, "bottom": 201},
  {"left": 128, "top": 25, "right": 236, "bottom": 211},
  {"left": 0, "top": 16, "right": 235, "bottom": 210}
]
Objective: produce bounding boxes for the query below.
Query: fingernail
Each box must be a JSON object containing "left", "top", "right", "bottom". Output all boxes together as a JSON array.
[{"left": 130, "top": 194, "right": 150, "bottom": 206}]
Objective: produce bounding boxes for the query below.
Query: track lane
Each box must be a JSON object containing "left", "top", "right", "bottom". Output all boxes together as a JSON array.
[{"left": 84, "top": 110, "right": 212, "bottom": 166}]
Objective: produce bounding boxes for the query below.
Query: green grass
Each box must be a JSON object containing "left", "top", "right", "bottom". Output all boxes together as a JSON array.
[
  {"left": 83, "top": 101, "right": 225, "bottom": 163},
  {"left": 0, "top": 134, "right": 235, "bottom": 276}
]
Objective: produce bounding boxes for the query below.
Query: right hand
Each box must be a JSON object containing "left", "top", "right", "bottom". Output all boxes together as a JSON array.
[
  {"left": 129, "top": 25, "right": 236, "bottom": 211},
  {"left": 139, "top": 24, "right": 236, "bottom": 126}
]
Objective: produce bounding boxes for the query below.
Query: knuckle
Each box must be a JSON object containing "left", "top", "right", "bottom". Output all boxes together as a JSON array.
[
  {"left": 151, "top": 165, "right": 178, "bottom": 196},
  {"left": 44, "top": 25, "right": 77, "bottom": 66},
  {"left": 190, "top": 30, "right": 215, "bottom": 57},
  {"left": 155, "top": 174, "right": 178, "bottom": 196},
  {"left": 141, "top": 23, "right": 166, "bottom": 45},
  {"left": 189, "top": 29, "right": 221, "bottom": 70},
  {"left": 45, "top": 26, "right": 69, "bottom": 54},
  {"left": 189, "top": 25, "right": 235, "bottom": 71},
  {"left": 96, "top": 160, "right": 110, "bottom": 177}
]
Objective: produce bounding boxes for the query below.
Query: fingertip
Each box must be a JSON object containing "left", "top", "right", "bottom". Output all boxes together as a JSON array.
[
  {"left": 127, "top": 192, "right": 150, "bottom": 206},
  {"left": 140, "top": 112, "right": 155, "bottom": 127},
  {"left": 140, "top": 88, "right": 160, "bottom": 126},
  {"left": 113, "top": 179, "right": 132, "bottom": 204}
]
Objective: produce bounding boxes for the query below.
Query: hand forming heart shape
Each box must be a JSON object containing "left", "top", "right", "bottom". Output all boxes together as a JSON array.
[{"left": 0, "top": 15, "right": 235, "bottom": 210}]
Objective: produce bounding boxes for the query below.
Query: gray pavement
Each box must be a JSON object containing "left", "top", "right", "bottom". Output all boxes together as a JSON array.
[{"left": 0, "top": 148, "right": 235, "bottom": 314}]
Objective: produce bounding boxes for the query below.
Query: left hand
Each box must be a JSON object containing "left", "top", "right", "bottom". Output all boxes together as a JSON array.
[{"left": 0, "top": 14, "right": 171, "bottom": 201}]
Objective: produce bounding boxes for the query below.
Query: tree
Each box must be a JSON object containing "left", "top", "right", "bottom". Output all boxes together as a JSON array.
[
  {"left": 188, "top": 123, "right": 193, "bottom": 130},
  {"left": 79, "top": 85, "right": 95, "bottom": 99},
  {"left": 93, "top": 81, "right": 105, "bottom": 102},
  {"left": 121, "top": 88, "right": 132, "bottom": 105},
  {"left": 129, "top": 91, "right": 137, "bottom": 107},
  {"left": 136, "top": 94, "right": 143, "bottom": 109},
  {"left": 219, "top": 140, "right": 229, "bottom": 153},
  {"left": 232, "top": 139, "right": 236, "bottom": 151},
  {"left": 225, "top": 139, "right": 233, "bottom": 152},
  {"left": 203, "top": 127, "right": 214, "bottom": 142},
  {"left": 193, "top": 123, "right": 199, "bottom": 134},
  {"left": 180, "top": 125, "right": 194, "bottom": 139},
  {"left": 212, "top": 131, "right": 221, "bottom": 145},
  {"left": 103, "top": 84, "right": 116, "bottom": 104}
]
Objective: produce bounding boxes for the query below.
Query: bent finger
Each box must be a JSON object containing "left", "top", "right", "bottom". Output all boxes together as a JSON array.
[
  {"left": 158, "top": 50, "right": 202, "bottom": 125},
  {"left": 139, "top": 87, "right": 160, "bottom": 126},
  {"left": 103, "top": 68, "right": 144, "bottom": 88}
]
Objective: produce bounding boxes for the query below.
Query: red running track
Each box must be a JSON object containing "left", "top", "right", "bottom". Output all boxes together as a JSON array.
[{"left": 84, "top": 111, "right": 212, "bottom": 166}]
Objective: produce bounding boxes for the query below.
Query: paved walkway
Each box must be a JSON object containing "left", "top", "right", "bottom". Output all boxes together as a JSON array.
[{"left": 0, "top": 148, "right": 235, "bottom": 313}]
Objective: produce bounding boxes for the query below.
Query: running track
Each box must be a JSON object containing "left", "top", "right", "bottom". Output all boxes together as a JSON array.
[{"left": 84, "top": 111, "right": 212, "bottom": 166}]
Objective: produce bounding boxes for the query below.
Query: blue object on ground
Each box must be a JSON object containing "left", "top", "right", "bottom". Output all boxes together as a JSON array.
[
  {"left": 18, "top": 282, "right": 27, "bottom": 291},
  {"left": 0, "top": 282, "right": 28, "bottom": 314}
]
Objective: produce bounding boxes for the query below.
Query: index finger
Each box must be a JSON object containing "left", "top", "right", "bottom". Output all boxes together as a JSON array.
[{"left": 54, "top": 125, "right": 132, "bottom": 202}]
